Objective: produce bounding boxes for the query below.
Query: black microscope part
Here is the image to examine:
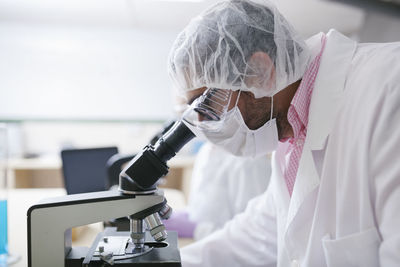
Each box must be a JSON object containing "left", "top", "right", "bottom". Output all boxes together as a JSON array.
[
  {"left": 120, "top": 120, "right": 195, "bottom": 192},
  {"left": 149, "top": 120, "right": 176, "bottom": 146}
]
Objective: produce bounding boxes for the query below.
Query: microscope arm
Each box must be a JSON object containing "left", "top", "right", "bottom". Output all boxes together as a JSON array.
[{"left": 27, "top": 190, "right": 165, "bottom": 267}]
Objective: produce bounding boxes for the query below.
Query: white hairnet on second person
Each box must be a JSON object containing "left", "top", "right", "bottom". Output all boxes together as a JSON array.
[{"left": 168, "top": 0, "right": 311, "bottom": 98}]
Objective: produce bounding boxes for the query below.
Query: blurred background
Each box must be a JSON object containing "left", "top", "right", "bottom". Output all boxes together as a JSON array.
[
  {"left": 1, "top": 0, "right": 399, "bottom": 161},
  {"left": 1, "top": 0, "right": 400, "bottom": 161},
  {"left": 0, "top": 0, "right": 399, "bottom": 265}
]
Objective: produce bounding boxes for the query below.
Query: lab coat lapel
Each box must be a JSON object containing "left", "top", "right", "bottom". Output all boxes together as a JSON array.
[
  {"left": 272, "top": 144, "right": 291, "bottom": 210},
  {"left": 285, "top": 30, "right": 357, "bottom": 229}
]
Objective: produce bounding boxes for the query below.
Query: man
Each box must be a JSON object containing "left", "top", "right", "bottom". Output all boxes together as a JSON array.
[
  {"left": 168, "top": 0, "right": 400, "bottom": 266},
  {"left": 163, "top": 97, "right": 272, "bottom": 240}
]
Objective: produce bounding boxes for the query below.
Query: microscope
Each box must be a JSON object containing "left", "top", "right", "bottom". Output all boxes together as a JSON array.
[{"left": 27, "top": 120, "right": 195, "bottom": 267}]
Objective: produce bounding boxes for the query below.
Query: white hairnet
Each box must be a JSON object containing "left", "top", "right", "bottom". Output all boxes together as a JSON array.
[{"left": 168, "top": 0, "right": 310, "bottom": 98}]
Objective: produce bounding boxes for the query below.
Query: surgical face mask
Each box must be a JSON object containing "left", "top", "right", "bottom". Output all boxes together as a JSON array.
[{"left": 183, "top": 91, "right": 279, "bottom": 157}]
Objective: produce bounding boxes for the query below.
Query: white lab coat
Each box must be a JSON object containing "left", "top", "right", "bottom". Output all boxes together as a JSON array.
[
  {"left": 188, "top": 143, "right": 271, "bottom": 240},
  {"left": 181, "top": 29, "right": 400, "bottom": 267}
]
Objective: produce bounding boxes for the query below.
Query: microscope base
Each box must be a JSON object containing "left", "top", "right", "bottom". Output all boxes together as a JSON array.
[{"left": 66, "top": 228, "right": 181, "bottom": 267}]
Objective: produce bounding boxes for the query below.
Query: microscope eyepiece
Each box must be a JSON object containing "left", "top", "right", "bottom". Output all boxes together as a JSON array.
[
  {"left": 119, "top": 120, "right": 195, "bottom": 193},
  {"left": 153, "top": 120, "right": 195, "bottom": 162}
]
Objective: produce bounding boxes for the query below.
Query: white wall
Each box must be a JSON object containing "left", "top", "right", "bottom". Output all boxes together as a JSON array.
[
  {"left": 0, "top": 0, "right": 366, "bottom": 156},
  {"left": 0, "top": 1, "right": 181, "bottom": 120},
  {"left": 276, "top": 0, "right": 364, "bottom": 38},
  {"left": 0, "top": 0, "right": 364, "bottom": 122},
  {"left": 0, "top": 24, "right": 180, "bottom": 120},
  {"left": 20, "top": 122, "right": 162, "bottom": 155}
]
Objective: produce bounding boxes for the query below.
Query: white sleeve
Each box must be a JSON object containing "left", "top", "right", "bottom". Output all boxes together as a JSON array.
[
  {"left": 181, "top": 183, "right": 277, "bottom": 267},
  {"left": 370, "top": 84, "right": 400, "bottom": 266},
  {"left": 187, "top": 144, "right": 234, "bottom": 224},
  {"left": 193, "top": 221, "right": 217, "bottom": 241}
]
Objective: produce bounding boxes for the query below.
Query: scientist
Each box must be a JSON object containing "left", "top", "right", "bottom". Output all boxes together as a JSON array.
[{"left": 167, "top": 0, "right": 400, "bottom": 266}]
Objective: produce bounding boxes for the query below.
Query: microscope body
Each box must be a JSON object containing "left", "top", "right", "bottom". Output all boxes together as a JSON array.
[
  {"left": 27, "top": 121, "right": 195, "bottom": 267},
  {"left": 27, "top": 190, "right": 181, "bottom": 266}
]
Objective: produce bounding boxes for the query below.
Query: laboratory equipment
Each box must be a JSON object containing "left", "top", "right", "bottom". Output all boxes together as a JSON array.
[
  {"left": 182, "top": 88, "right": 233, "bottom": 132},
  {"left": 28, "top": 120, "right": 195, "bottom": 266},
  {"left": 0, "top": 186, "right": 7, "bottom": 264},
  {"left": 119, "top": 120, "right": 195, "bottom": 194},
  {"left": 0, "top": 125, "right": 8, "bottom": 262},
  {"left": 0, "top": 124, "right": 19, "bottom": 265}
]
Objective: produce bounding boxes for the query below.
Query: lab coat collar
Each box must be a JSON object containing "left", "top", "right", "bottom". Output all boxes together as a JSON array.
[
  {"left": 305, "top": 32, "right": 325, "bottom": 63},
  {"left": 285, "top": 29, "right": 357, "bottom": 230},
  {"left": 307, "top": 29, "right": 357, "bottom": 151}
]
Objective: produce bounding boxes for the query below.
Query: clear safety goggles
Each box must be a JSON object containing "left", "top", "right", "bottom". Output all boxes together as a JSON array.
[{"left": 182, "top": 88, "right": 239, "bottom": 132}]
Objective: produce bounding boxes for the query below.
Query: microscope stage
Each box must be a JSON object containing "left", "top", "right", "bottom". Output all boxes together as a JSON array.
[{"left": 66, "top": 228, "right": 181, "bottom": 267}]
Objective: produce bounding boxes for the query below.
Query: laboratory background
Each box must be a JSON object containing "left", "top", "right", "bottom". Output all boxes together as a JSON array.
[{"left": 0, "top": 0, "right": 399, "bottom": 266}]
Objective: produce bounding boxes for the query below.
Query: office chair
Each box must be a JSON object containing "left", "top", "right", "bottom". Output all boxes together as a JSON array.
[
  {"left": 106, "top": 153, "right": 136, "bottom": 189},
  {"left": 61, "top": 147, "right": 119, "bottom": 194},
  {"left": 104, "top": 120, "right": 176, "bottom": 189}
]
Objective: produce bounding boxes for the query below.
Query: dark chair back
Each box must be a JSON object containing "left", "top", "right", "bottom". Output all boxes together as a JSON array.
[
  {"left": 106, "top": 154, "right": 136, "bottom": 188},
  {"left": 61, "top": 147, "right": 118, "bottom": 194}
]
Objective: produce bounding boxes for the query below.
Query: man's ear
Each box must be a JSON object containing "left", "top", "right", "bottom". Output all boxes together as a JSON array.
[{"left": 245, "top": 51, "right": 276, "bottom": 90}]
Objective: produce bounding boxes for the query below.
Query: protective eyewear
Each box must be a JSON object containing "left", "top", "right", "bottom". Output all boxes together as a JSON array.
[{"left": 182, "top": 88, "right": 238, "bottom": 132}]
